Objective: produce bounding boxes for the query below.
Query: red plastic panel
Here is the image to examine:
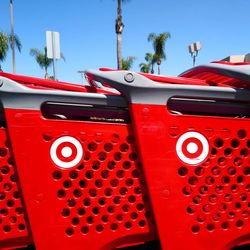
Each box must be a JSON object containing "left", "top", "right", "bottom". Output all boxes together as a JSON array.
[
  {"left": 0, "top": 127, "right": 32, "bottom": 249},
  {"left": 130, "top": 104, "right": 250, "bottom": 250},
  {"left": 180, "top": 68, "right": 250, "bottom": 89},
  {"left": 4, "top": 109, "right": 157, "bottom": 250}
]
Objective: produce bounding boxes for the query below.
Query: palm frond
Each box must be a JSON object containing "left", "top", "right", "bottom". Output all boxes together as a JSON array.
[
  {"left": 30, "top": 48, "right": 42, "bottom": 57},
  {"left": 147, "top": 32, "right": 156, "bottom": 42},
  {"left": 145, "top": 52, "right": 153, "bottom": 62},
  {"left": 7, "top": 33, "right": 22, "bottom": 52},
  {"left": 122, "top": 56, "right": 136, "bottom": 70},
  {"left": 60, "top": 53, "right": 66, "bottom": 62},
  {"left": 139, "top": 62, "right": 150, "bottom": 73},
  {"left": 14, "top": 35, "right": 22, "bottom": 52},
  {"left": 30, "top": 47, "right": 53, "bottom": 70},
  {"left": 148, "top": 32, "right": 171, "bottom": 61},
  {"left": 0, "top": 32, "right": 9, "bottom": 62}
]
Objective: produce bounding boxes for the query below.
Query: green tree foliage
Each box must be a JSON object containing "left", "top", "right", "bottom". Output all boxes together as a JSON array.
[
  {"left": 148, "top": 32, "right": 171, "bottom": 74},
  {"left": 139, "top": 52, "right": 157, "bottom": 74},
  {"left": 0, "top": 31, "right": 21, "bottom": 71},
  {"left": 30, "top": 47, "right": 52, "bottom": 79},
  {"left": 139, "top": 63, "right": 150, "bottom": 73},
  {"left": 30, "top": 47, "right": 65, "bottom": 79},
  {"left": 122, "top": 56, "right": 136, "bottom": 70}
]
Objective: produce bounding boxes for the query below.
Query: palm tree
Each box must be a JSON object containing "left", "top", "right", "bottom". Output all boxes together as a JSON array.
[
  {"left": 0, "top": 33, "right": 8, "bottom": 71},
  {"left": 148, "top": 32, "right": 171, "bottom": 75},
  {"left": 139, "top": 53, "right": 151, "bottom": 73},
  {"left": 30, "top": 47, "right": 52, "bottom": 79},
  {"left": 122, "top": 56, "right": 136, "bottom": 70},
  {"left": 30, "top": 47, "right": 65, "bottom": 79},
  {"left": 0, "top": 31, "right": 21, "bottom": 71},
  {"left": 139, "top": 52, "right": 157, "bottom": 74},
  {"left": 115, "top": 0, "right": 130, "bottom": 70},
  {"left": 145, "top": 52, "right": 157, "bottom": 74},
  {"left": 139, "top": 63, "right": 149, "bottom": 73}
]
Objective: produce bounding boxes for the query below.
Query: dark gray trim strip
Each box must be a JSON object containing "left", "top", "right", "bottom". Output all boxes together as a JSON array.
[{"left": 0, "top": 77, "right": 127, "bottom": 110}]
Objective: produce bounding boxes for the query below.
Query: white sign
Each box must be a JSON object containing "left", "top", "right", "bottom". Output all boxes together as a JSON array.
[{"left": 46, "top": 31, "right": 61, "bottom": 59}]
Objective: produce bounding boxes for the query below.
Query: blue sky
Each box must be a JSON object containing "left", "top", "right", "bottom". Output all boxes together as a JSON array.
[{"left": 1, "top": 0, "right": 250, "bottom": 83}]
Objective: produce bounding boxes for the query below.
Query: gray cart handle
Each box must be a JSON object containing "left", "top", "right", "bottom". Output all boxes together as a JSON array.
[{"left": 85, "top": 69, "right": 250, "bottom": 105}]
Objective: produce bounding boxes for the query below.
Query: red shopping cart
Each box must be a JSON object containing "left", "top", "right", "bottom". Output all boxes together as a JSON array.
[{"left": 0, "top": 61, "right": 249, "bottom": 250}]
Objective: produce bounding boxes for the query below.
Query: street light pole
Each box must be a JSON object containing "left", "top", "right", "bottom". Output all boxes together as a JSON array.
[
  {"left": 10, "top": 0, "right": 16, "bottom": 74},
  {"left": 188, "top": 41, "right": 201, "bottom": 67}
]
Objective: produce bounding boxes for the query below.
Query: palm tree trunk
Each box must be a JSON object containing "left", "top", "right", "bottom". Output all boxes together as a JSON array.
[
  {"left": 45, "top": 66, "right": 48, "bottom": 79},
  {"left": 157, "top": 59, "right": 161, "bottom": 75},
  {"left": 10, "top": 0, "right": 16, "bottom": 74},
  {"left": 158, "top": 64, "right": 160, "bottom": 75},
  {"left": 117, "top": 33, "right": 122, "bottom": 69},
  {"left": 116, "top": 0, "right": 123, "bottom": 69},
  {"left": 151, "top": 64, "right": 154, "bottom": 74}
]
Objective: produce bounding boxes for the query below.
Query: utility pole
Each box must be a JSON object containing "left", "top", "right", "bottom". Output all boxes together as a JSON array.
[{"left": 10, "top": 0, "right": 16, "bottom": 74}]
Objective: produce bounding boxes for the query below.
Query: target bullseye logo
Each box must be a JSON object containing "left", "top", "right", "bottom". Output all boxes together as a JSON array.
[
  {"left": 50, "top": 136, "right": 83, "bottom": 169},
  {"left": 176, "top": 132, "right": 209, "bottom": 165}
]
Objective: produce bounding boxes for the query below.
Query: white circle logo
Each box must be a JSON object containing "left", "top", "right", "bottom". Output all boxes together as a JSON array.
[
  {"left": 176, "top": 132, "right": 209, "bottom": 165},
  {"left": 50, "top": 136, "right": 83, "bottom": 169}
]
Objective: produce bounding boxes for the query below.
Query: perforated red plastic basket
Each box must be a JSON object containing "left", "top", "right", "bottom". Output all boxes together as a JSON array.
[
  {"left": 130, "top": 104, "right": 250, "bottom": 250},
  {"left": 4, "top": 108, "right": 157, "bottom": 250},
  {"left": 0, "top": 126, "right": 32, "bottom": 249},
  {"left": 84, "top": 68, "right": 250, "bottom": 250},
  {"left": 1, "top": 66, "right": 250, "bottom": 250}
]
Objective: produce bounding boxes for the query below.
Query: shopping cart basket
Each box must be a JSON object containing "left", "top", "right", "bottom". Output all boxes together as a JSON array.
[{"left": 0, "top": 61, "right": 249, "bottom": 250}]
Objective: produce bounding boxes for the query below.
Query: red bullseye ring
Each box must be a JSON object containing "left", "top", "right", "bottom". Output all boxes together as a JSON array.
[
  {"left": 50, "top": 136, "right": 83, "bottom": 169},
  {"left": 182, "top": 138, "right": 203, "bottom": 158},
  {"left": 176, "top": 132, "right": 209, "bottom": 165},
  {"left": 56, "top": 142, "right": 78, "bottom": 162}
]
